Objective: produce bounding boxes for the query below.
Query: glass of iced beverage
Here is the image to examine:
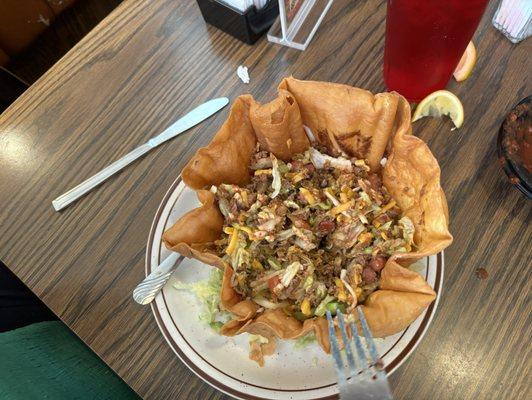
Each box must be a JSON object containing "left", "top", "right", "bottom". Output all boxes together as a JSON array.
[{"left": 383, "top": 0, "right": 489, "bottom": 101}]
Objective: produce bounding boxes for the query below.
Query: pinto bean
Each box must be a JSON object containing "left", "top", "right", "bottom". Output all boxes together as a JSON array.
[
  {"left": 369, "top": 255, "right": 386, "bottom": 272},
  {"left": 318, "top": 219, "right": 336, "bottom": 234},
  {"left": 304, "top": 163, "right": 316, "bottom": 173},
  {"left": 362, "top": 267, "right": 377, "bottom": 283}
]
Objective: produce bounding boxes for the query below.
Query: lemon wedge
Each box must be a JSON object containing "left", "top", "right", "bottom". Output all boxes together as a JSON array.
[
  {"left": 453, "top": 41, "right": 477, "bottom": 82},
  {"left": 412, "top": 90, "right": 464, "bottom": 128}
]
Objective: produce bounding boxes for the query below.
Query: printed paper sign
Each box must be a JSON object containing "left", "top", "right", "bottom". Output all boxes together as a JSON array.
[{"left": 285, "top": 0, "right": 305, "bottom": 23}]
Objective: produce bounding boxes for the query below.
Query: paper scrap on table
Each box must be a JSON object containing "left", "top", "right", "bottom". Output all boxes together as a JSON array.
[{"left": 237, "top": 66, "right": 250, "bottom": 84}]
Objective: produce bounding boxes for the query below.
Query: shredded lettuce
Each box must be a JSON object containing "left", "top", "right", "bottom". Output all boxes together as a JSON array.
[
  {"left": 314, "top": 294, "right": 335, "bottom": 316},
  {"left": 294, "top": 332, "right": 316, "bottom": 349},
  {"left": 277, "top": 228, "right": 295, "bottom": 241},
  {"left": 281, "top": 261, "right": 302, "bottom": 287},
  {"left": 399, "top": 216, "right": 415, "bottom": 244},
  {"left": 283, "top": 199, "right": 300, "bottom": 209},
  {"left": 324, "top": 190, "right": 340, "bottom": 206},
  {"left": 173, "top": 269, "right": 230, "bottom": 330},
  {"left": 209, "top": 321, "right": 224, "bottom": 332},
  {"left": 309, "top": 148, "right": 352, "bottom": 171},
  {"left": 271, "top": 156, "right": 281, "bottom": 198},
  {"left": 233, "top": 246, "right": 250, "bottom": 270},
  {"left": 253, "top": 296, "right": 288, "bottom": 309},
  {"left": 315, "top": 282, "right": 327, "bottom": 299}
]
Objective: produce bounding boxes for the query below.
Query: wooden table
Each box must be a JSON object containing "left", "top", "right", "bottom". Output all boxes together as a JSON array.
[{"left": 0, "top": 0, "right": 530, "bottom": 399}]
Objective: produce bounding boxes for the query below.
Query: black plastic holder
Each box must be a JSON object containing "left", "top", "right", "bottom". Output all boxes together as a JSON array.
[{"left": 196, "top": 0, "right": 279, "bottom": 45}]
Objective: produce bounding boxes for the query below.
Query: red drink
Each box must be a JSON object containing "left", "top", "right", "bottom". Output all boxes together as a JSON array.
[{"left": 383, "top": 0, "right": 489, "bottom": 102}]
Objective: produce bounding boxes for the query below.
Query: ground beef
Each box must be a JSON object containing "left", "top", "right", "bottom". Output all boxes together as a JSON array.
[
  {"left": 214, "top": 145, "right": 412, "bottom": 311},
  {"left": 368, "top": 173, "right": 382, "bottom": 191}
]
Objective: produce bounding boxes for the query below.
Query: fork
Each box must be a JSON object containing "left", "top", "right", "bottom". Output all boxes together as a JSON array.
[
  {"left": 132, "top": 252, "right": 183, "bottom": 305},
  {"left": 326, "top": 308, "right": 393, "bottom": 400}
]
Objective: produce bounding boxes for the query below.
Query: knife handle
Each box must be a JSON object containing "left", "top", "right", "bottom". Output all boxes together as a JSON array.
[{"left": 52, "top": 143, "right": 152, "bottom": 211}]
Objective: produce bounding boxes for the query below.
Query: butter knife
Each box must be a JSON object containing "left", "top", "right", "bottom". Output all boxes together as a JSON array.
[{"left": 52, "top": 97, "right": 229, "bottom": 211}]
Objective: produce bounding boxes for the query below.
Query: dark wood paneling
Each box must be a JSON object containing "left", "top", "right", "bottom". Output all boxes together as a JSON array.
[
  {"left": 0, "top": 0, "right": 530, "bottom": 399},
  {"left": 0, "top": 67, "right": 28, "bottom": 112},
  {"left": 5, "top": 0, "right": 123, "bottom": 83}
]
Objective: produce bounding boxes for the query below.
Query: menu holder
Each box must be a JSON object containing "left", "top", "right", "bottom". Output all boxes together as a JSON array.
[
  {"left": 267, "top": 0, "right": 333, "bottom": 50},
  {"left": 196, "top": 0, "right": 279, "bottom": 45}
]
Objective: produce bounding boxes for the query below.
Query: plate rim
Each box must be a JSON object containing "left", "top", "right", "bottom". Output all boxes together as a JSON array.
[{"left": 146, "top": 175, "right": 444, "bottom": 400}]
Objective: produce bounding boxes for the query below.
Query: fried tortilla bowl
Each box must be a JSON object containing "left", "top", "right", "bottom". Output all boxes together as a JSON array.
[{"left": 163, "top": 77, "right": 452, "bottom": 366}]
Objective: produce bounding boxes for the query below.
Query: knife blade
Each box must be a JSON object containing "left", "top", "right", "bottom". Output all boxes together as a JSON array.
[{"left": 52, "top": 97, "right": 229, "bottom": 211}]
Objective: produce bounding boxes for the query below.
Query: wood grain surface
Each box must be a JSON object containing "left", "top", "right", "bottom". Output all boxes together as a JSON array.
[{"left": 0, "top": 0, "right": 530, "bottom": 399}]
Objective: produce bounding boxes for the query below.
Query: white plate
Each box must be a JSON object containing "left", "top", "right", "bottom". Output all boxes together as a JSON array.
[{"left": 147, "top": 177, "right": 444, "bottom": 400}]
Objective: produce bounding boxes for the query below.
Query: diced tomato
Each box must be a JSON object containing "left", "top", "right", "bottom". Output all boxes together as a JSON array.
[{"left": 268, "top": 275, "right": 281, "bottom": 292}]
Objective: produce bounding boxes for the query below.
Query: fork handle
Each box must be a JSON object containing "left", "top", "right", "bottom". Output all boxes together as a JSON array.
[{"left": 133, "top": 252, "right": 182, "bottom": 305}]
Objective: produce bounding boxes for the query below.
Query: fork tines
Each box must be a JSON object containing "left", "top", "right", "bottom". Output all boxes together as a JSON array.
[{"left": 326, "top": 307, "right": 393, "bottom": 399}]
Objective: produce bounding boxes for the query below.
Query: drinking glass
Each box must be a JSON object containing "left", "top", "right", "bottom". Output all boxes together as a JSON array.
[{"left": 383, "top": 0, "right": 489, "bottom": 102}]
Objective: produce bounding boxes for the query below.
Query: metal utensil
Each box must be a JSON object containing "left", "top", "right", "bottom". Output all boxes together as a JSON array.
[
  {"left": 52, "top": 97, "right": 229, "bottom": 211},
  {"left": 133, "top": 252, "right": 184, "bottom": 305},
  {"left": 326, "top": 308, "right": 393, "bottom": 400}
]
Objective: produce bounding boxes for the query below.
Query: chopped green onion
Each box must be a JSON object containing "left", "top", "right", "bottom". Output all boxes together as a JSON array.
[
  {"left": 278, "top": 161, "right": 289, "bottom": 174},
  {"left": 267, "top": 258, "right": 282, "bottom": 270},
  {"left": 209, "top": 321, "right": 224, "bottom": 331},
  {"left": 325, "top": 302, "right": 347, "bottom": 315},
  {"left": 313, "top": 202, "right": 332, "bottom": 210}
]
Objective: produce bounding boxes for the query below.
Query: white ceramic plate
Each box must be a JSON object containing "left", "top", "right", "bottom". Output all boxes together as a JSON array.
[{"left": 147, "top": 177, "right": 444, "bottom": 400}]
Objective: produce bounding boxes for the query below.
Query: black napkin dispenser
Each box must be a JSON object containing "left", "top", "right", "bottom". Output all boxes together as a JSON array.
[{"left": 196, "top": 0, "right": 279, "bottom": 45}]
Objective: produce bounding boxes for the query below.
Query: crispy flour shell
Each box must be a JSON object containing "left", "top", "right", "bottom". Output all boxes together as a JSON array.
[{"left": 162, "top": 78, "right": 452, "bottom": 365}]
